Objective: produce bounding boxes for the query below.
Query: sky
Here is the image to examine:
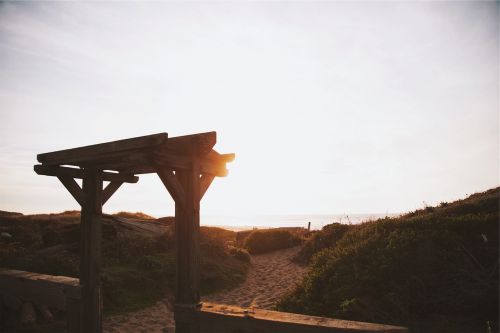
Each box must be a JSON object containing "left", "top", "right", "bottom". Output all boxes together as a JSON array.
[{"left": 0, "top": 1, "right": 498, "bottom": 220}]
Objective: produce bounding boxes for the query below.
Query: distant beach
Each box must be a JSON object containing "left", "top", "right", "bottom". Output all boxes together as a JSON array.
[{"left": 200, "top": 213, "right": 400, "bottom": 231}]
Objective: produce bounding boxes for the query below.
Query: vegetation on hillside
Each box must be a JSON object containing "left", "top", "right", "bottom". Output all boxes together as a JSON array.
[
  {"left": 0, "top": 212, "right": 249, "bottom": 318},
  {"left": 242, "top": 229, "right": 302, "bottom": 254},
  {"left": 278, "top": 188, "right": 499, "bottom": 333}
]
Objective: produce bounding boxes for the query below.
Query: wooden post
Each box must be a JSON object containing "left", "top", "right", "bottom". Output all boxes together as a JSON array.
[
  {"left": 174, "top": 158, "right": 201, "bottom": 333},
  {"left": 66, "top": 296, "right": 82, "bottom": 333},
  {"left": 80, "top": 168, "right": 103, "bottom": 333}
]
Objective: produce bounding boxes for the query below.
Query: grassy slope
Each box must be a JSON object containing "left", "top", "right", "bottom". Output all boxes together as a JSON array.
[
  {"left": 278, "top": 188, "right": 499, "bottom": 333},
  {"left": 0, "top": 212, "right": 249, "bottom": 316}
]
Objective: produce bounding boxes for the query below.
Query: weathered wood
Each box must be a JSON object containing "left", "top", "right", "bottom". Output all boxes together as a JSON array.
[
  {"left": 80, "top": 168, "right": 103, "bottom": 333},
  {"left": 20, "top": 302, "right": 36, "bottom": 326},
  {"left": 199, "top": 174, "right": 215, "bottom": 200},
  {"left": 37, "top": 133, "right": 168, "bottom": 165},
  {"left": 35, "top": 165, "right": 138, "bottom": 183},
  {"left": 0, "top": 269, "right": 80, "bottom": 311},
  {"left": 121, "top": 165, "right": 156, "bottom": 175},
  {"left": 66, "top": 296, "right": 82, "bottom": 333},
  {"left": 174, "top": 154, "right": 201, "bottom": 333},
  {"left": 207, "top": 150, "right": 235, "bottom": 163},
  {"left": 166, "top": 132, "right": 216, "bottom": 154},
  {"left": 70, "top": 150, "right": 152, "bottom": 170},
  {"left": 87, "top": 154, "right": 152, "bottom": 172},
  {"left": 102, "top": 181, "right": 123, "bottom": 205},
  {"left": 154, "top": 153, "right": 228, "bottom": 177},
  {"left": 57, "top": 176, "right": 86, "bottom": 206},
  {"left": 198, "top": 302, "right": 409, "bottom": 333},
  {"left": 32, "top": 131, "right": 238, "bottom": 333},
  {"left": 157, "top": 168, "right": 186, "bottom": 208}
]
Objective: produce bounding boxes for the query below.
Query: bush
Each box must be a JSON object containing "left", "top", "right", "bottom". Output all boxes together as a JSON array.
[
  {"left": 112, "top": 211, "right": 156, "bottom": 220},
  {"left": 228, "top": 246, "right": 251, "bottom": 262},
  {"left": 294, "top": 223, "right": 349, "bottom": 263},
  {"left": 277, "top": 188, "right": 499, "bottom": 333},
  {"left": 243, "top": 229, "right": 301, "bottom": 254},
  {"left": 0, "top": 212, "right": 250, "bottom": 318}
]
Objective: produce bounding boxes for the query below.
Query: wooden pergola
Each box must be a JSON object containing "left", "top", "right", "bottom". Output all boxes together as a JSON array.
[{"left": 34, "top": 131, "right": 234, "bottom": 333}]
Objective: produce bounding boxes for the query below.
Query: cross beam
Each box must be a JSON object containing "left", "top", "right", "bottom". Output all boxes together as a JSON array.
[{"left": 34, "top": 131, "right": 234, "bottom": 333}]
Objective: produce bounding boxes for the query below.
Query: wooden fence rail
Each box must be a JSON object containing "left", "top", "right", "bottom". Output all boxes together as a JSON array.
[{"left": 0, "top": 269, "right": 81, "bottom": 332}]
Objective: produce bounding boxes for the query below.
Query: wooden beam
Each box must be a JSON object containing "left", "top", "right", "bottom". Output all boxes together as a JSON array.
[
  {"left": 83, "top": 152, "right": 151, "bottom": 171},
  {"left": 199, "top": 174, "right": 215, "bottom": 200},
  {"left": 207, "top": 150, "right": 235, "bottom": 163},
  {"left": 174, "top": 160, "right": 201, "bottom": 333},
  {"left": 166, "top": 131, "right": 216, "bottom": 154},
  {"left": 102, "top": 181, "right": 123, "bottom": 205},
  {"left": 119, "top": 166, "right": 156, "bottom": 175},
  {"left": 80, "top": 169, "right": 103, "bottom": 333},
  {"left": 56, "top": 150, "right": 152, "bottom": 169},
  {"left": 37, "top": 133, "right": 168, "bottom": 165},
  {"left": 57, "top": 176, "right": 86, "bottom": 207},
  {"left": 157, "top": 168, "right": 186, "bottom": 208},
  {"left": 34, "top": 165, "right": 138, "bottom": 183},
  {"left": 0, "top": 269, "right": 80, "bottom": 311},
  {"left": 198, "top": 302, "right": 409, "bottom": 333},
  {"left": 154, "top": 154, "right": 228, "bottom": 177}
]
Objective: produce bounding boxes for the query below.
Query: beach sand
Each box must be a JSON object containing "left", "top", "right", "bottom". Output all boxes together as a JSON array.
[{"left": 103, "top": 246, "right": 306, "bottom": 333}]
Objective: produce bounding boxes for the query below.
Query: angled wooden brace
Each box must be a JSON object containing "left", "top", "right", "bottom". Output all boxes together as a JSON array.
[
  {"left": 57, "top": 176, "right": 86, "bottom": 207},
  {"left": 157, "top": 168, "right": 186, "bottom": 208},
  {"left": 199, "top": 174, "right": 215, "bottom": 200},
  {"left": 102, "top": 181, "right": 123, "bottom": 205}
]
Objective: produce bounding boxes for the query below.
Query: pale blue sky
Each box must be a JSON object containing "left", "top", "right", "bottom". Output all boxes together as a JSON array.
[{"left": 0, "top": 1, "right": 498, "bottom": 219}]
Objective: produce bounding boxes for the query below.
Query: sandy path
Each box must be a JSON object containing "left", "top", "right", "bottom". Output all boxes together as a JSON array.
[
  {"left": 103, "top": 246, "right": 306, "bottom": 333},
  {"left": 203, "top": 246, "right": 306, "bottom": 309}
]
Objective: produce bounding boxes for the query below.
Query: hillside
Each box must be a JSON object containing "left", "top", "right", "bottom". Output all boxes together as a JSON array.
[
  {"left": 278, "top": 188, "right": 499, "bottom": 333},
  {"left": 0, "top": 211, "right": 250, "bottom": 331}
]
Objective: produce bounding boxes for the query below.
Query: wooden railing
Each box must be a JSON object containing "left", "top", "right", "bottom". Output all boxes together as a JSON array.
[
  {"left": 175, "top": 302, "right": 409, "bottom": 333},
  {"left": 0, "top": 269, "right": 81, "bottom": 332}
]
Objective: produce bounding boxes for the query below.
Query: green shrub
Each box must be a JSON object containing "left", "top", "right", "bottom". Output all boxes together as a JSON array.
[
  {"left": 294, "top": 223, "right": 349, "bottom": 263},
  {"left": 278, "top": 188, "right": 499, "bottom": 333},
  {"left": 0, "top": 212, "right": 250, "bottom": 318},
  {"left": 228, "top": 246, "right": 251, "bottom": 262},
  {"left": 243, "top": 229, "right": 301, "bottom": 254}
]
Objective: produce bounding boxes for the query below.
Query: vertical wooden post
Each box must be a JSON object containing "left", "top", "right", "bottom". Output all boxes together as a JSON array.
[
  {"left": 66, "top": 296, "right": 81, "bottom": 333},
  {"left": 80, "top": 168, "right": 103, "bottom": 333},
  {"left": 174, "top": 156, "right": 201, "bottom": 333}
]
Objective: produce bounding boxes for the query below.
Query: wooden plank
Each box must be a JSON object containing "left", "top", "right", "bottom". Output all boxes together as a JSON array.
[
  {"left": 199, "top": 174, "right": 215, "bottom": 200},
  {"left": 102, "top": 181, "right": 123, "bottom": 205},
  {"left": 154, "top": 153, "right": 228, "bottom": 177},
  {"left": 80, "top": 168, "right": 103, "bottom": 333},
  {"left": 122, "top": 166, "right": 156, "bottom": 174},
  {"left": 157, "top": 168, "right": 186, "bottom": 208},
  {"left": 63, "top": 150, "right": 152, "bottom": 169},
  {"left": 198, "top": 303, "right": 409, "bottom": 333},
  {"left": 57, "top": 176, "right": 86, "bottom": 206},
  {"left": 166, "top": 131, "right": 216, "bottom": 154},
  {"left": 207, "top": 150, "right": 235, "bottom": 163},
  {"left": 34, "top": 165, "right": 138, "bottom": 183},
  {"left": 0, "top": 269, "right": 80, "bottom": 311},
  {"left": 85, "top": 152, "right": 151, "bottom": 171},
  {"left": 37, "top": 133, "right": 168, "bottom": 165}
]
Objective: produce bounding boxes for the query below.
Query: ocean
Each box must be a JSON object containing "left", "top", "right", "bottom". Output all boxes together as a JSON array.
[{"left": 200, "top": 213, "right": 400, "bottom": 231}]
